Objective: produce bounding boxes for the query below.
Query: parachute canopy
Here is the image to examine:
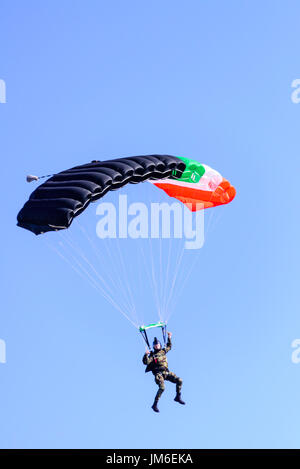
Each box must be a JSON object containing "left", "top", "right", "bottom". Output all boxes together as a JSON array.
[
  {"left": 151, "top": 156, "right": 236, "bottom": 211},
  {"left": 17, "top": 155, "right": 236, "bottom": 235}
]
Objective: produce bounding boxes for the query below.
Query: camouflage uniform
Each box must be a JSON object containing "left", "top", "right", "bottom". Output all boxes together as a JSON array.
[{"left": 142, "top": 338, "right": 183, "bottom": 402}]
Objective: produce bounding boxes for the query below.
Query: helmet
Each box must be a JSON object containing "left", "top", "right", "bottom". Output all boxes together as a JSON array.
[{"left": 153, "top": 337, "right": 161, "bottom": 348}]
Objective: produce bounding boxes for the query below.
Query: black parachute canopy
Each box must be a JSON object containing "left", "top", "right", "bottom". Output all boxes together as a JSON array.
[{"left": 17, "top": 155, "right": 186, "bottom": 235}]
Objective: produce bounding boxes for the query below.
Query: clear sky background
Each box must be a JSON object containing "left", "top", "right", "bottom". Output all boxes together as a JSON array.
[{"left": 1, "top": 0, "right": 300, "bottom": 449}]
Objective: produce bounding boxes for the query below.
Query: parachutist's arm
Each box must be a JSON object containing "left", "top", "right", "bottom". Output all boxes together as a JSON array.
[
  {"left": 143, "top": 352, "right": 153, "bottom": 366},
  {"left": 165, "top": 337, "right": 172, "bottom": 353},
  {"left": 164, "top": 332, "right": 172, "bottom": 353}
]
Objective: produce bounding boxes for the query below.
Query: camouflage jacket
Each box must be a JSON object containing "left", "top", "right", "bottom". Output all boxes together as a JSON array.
[{"left": 142, "top": 338, "right": 172, "bottom": 374}]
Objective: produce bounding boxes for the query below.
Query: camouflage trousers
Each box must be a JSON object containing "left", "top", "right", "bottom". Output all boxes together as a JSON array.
[{"left": 154, "top": 371, "right": 183, "bottom": 401}]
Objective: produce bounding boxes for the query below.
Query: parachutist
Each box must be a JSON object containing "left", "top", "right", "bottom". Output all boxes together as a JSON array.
[{"left": 143, "top": 332, "right": 185, "bottom": 412}]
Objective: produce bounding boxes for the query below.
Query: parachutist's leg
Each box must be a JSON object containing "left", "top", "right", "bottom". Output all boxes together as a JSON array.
[
  {"left": 166, "top": 372, "right": 185, "bottom": 405},
  {"left": 154, "top": 373, "right": 165, "bottom": 400},
  {"left": 152, "top": 373, "right": 165, "bottom": 412},
  {"left": 165, "top": 371, "right": 183, "bottom": 393}
]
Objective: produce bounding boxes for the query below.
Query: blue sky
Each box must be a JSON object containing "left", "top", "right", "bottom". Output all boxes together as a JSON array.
[{"left": 1, "top": 0, "right": 300, "bottom": 449}]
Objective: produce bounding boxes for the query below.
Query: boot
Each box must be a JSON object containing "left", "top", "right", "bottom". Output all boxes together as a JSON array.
[
  {"left": 174, "top": 393, "right": 185, "bottom": 405},
  {"left": 152, "top": 400, "right": 160, "bottom": 413}
]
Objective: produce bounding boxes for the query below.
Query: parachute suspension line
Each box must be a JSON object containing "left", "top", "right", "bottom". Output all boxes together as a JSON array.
[
  {"left": 143, "top": 182, "right": 161, "bottom": 323},
  {"left": 66, "top": 233, "right": 138, "bottom": 326},
  {"left": 141, "top": 181, "right": 163, "bottom": 323},
  {"left": 161, "top": 232, "right": 173, "bottom": 320},
  {"left": 77, "top": 224, "right": 137, "bottom": 324},
  {"left": 205, "top": 209, "right": 215, "bottom": 236},
  {"left": 136, "top": 241, "right": 148, "bottom": 327},
  {"left": 61, "top": 231, "right": 116, "bottom": 298},
  {"left": 147, "top": 234, "right": 162, "bottom": 322},
  {"left": 137, "top": 237, "right": 160, "bottom": 327},
  {"left": 163, "top": 208, "right": 211, "bottom": 323},
  {"left": 167, "top": 208, "right": 224, "bottom": 320},
  {"left": 158, "top": 234, "right": 168, "bottom": 322},
  {"left": 139, "top": 236, "right": 158, "bottom": 328},
  {"left": 140, "top": 328, "right": 151, "bottom": 351},
  {"left": 159, "top": 234, "right": 163, "bottom": 318},
  {"left": 44, "top": 240, "right": 97, "bottom": 288},
  {"left": 101, "top": 238, "right": 137, "bottom": 321},
  {"left": 166, "top": 244, "right": 203, "bottom": 323},
  {"left": 162, "top": 324, "right": 167, "bottom": 348},
  {"left": 159, "top": 236, "right": 170, "bottom": 322},
  {"left": 114, "top": 234, "right": 139, "bottom": 325},
  {"left": 206, "top": 209, "right": 224, "bottom": 237},
  {"left": 59, "top": 236, "right": 138, "bottom": 327},
  {"left": 100, "top": 234, "right": 138, "bottom": 325},
  {"left": 164, "top": 238, "right": 186, "bottom": 323},
  {"left": 158, "top": 235, "right": 174, "bottom": 321},
  {"left": 141, "top": 180, "right": 185, "bottom": 324},
  {"left": 48, "top": 233, "right": 138, "bottom": 328},
  {"left": 78, "top": 222, "right": 141, "bottom": 327},
  {"left": 77, "top": 225, "right": 118, "bottom": 291},
  {"left": 45, "top": 239, "right": 137, "bottom": 327}
]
